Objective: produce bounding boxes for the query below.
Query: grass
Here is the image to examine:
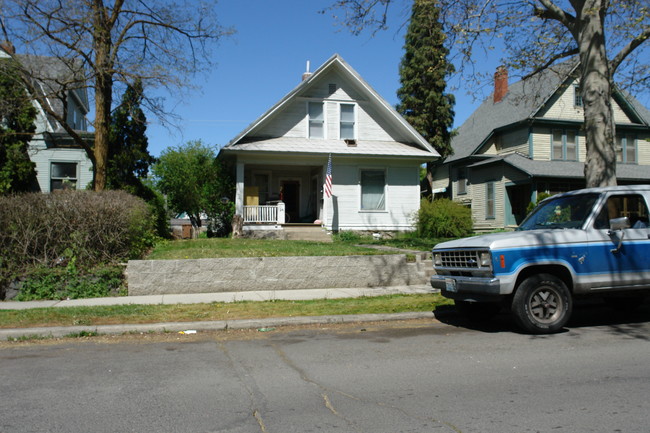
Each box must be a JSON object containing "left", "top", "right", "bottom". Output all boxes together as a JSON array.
[
  {"left": 146, "top": 234, "right": 448, "bottom": 260},
  {"left": 146, "top": 238, "right": 394, "bottom": 260},
  {"left": 0, "top": 294, "right": 452, "bottom": 330}
]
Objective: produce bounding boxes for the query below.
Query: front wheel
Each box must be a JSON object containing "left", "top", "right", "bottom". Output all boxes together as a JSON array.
[{"left": 512, "top": 274, "right": 572, "bottom": 334}]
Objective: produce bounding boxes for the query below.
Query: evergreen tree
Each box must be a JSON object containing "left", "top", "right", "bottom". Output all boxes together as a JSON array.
[
  {"left": 107, "top": 81, "right": 168, "bottom": 236},
  {"left": 107, "top": 80, "right": 155, "bottom": 191},
  {"left": 397, "top": 0, "right": 455, "bottom": 161},
  {"left": 0, "top": 58, "right": 37, "bottom": 194}
]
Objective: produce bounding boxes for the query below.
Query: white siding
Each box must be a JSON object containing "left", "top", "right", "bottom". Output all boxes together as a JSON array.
[
  {"left": 498, "top": 127, "right": 529, "bottom": 156},
  {"left": 540, "top": 79, "right": 633, "bottom": 123},
  {"left": 28, "top": 136, "right": 93, "bottom": 192},
  {"left": 324, "top": 160, "right": 420, "bottom": 231}
]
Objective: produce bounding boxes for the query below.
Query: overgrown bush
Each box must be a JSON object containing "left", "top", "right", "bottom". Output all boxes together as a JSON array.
[
  {"left": 0, "top": 190, "right": 156, "bottom": 299},
  {"left": 15, "top": 263, "right": 125, "bottom": 301},
  {"left": 333, "top": 231, "right": 363, "bottom": 243},
  {"left": 416, "top": 198, "right": 473, "bottom": 238}
]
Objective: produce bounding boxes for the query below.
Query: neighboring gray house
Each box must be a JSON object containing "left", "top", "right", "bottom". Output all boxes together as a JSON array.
[
  {"left": 219, "top": 54, "right": 439, "bottom": 233},
  {"left": 1, "top": 43, "right": 93, "bottom": 192},
  {"left": 432, "top": 62, "right": 650, "bottom": 231}
]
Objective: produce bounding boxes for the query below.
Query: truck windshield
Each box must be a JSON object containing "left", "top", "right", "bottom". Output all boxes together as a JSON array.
[{"left": 518, "top": 193, "right": 600, "bottom": 231}]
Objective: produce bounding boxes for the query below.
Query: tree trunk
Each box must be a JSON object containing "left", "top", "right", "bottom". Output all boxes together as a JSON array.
[
  {"left": 91, "top": 1, "right": 114, "bottom": 191},
  {"left": 577, "top": 0, "right": 617, "bottom": 187},
  {"left": 93, "top": 72, "right": 112, "bottom": 191}
]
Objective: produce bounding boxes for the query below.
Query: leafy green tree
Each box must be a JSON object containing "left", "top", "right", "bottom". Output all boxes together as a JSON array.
[
  {"left": 0, "top": 57, "right": 37, "bottom": 194},
  {"left": 396, "top": 0, "right": 455, "bottom": 197},
  {"left": 153, "top": 141, "right": 234, "bottom": 235},
  {"left": 326, "top": 0, "right": 650, "bottom": 187}
]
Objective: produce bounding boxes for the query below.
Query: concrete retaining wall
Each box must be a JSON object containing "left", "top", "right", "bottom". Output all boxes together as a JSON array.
[{"left": 127, "top": 255, "right": 426, "bottom": 296}]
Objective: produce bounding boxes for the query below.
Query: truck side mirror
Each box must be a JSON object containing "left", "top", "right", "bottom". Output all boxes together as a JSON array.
[{"left": 608, "top": 217, "right": 630, "bottom": 253}]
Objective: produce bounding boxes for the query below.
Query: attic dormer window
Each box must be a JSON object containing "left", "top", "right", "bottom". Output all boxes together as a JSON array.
[
  {"left": 328, "top": 83, "right": 337, "bottom": 94},
  {"left": 308, "top": 101, "right": 324, "bottom": 139}
]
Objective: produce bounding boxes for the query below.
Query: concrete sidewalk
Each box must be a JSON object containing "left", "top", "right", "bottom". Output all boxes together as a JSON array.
[{"left": 0, "top": 285, "right": 438, "bottom": 340}]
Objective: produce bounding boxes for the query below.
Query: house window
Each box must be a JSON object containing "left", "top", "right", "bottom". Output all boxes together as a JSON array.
[
  {"left": 616, "top": 134, "right": 637, "bottom": 164},
  {"left": 340, "top": 103, "right": 355, "bottom": 140},
  {"left": 486, "top": 182, "right": 495, "bottom": 219},
  {"left": 551, "top": 129, "right": 578, "bottom": 161},
  {"left": 50, "top": 162, "right": 78, "bottom": 191},
  {"left": 308, "top": 102, "right": 324, "bottom": 139},
  {"left": 360, "top": 169, "right": 385, "bottom": 211},
  {"left": 457, "top": 167, "right": 467, "bottom": 195},
  {"left": 574, "top": 84, "right": 583, "bottom": 107}
]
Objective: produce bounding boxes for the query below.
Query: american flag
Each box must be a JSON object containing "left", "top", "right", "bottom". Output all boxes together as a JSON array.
[{"left": 324, "top": 154, "right": 333, "bottom": 198}]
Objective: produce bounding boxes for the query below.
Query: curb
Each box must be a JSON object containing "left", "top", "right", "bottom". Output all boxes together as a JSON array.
[{"left": 0, "top": 311, "right": 436, "bottom": 340}]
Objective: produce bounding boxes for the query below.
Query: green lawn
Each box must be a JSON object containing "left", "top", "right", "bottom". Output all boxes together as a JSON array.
[
  {"left": 0, "top": 294, "right": 452, "bottom": 330},
  {"left": 146, "top": 235, "right": 445, "bottom": 260}
]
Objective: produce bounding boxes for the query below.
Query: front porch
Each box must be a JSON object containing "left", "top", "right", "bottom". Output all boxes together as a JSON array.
[{"left": 235, "top": 161, "right": 326, "bottom": 227}]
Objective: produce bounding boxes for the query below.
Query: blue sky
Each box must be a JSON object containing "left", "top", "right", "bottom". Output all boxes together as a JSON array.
[{"left": 144, "top": 0, "right": 500, "bottom": 156}]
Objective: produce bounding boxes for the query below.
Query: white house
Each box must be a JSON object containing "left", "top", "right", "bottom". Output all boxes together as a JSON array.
[
  {"left": 1, "top": 42, "right": 93, "bottom": 192},
  {"left": 219, "top": 54, "right": 439, "bottom": 233}
]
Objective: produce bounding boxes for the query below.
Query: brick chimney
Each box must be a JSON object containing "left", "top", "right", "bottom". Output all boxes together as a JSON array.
[
  {"left": 493, "top": 66, "right": 508, "bottom": 103},
  {"left": 301, "top": 60, "right": 312, "bottom": 81},
  {"left": 0, "top": 40, "right": 16, "bottom": 55}
]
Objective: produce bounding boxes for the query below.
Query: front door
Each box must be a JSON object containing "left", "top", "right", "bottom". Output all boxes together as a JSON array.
[{"left": 281, "top": 181, "right": 300, "bottom": 223}]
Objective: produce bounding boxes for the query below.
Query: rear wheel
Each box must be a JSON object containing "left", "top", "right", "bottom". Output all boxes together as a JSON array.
[
  {"left": 455, "top": 300, "right": 502, "bottom": 321},
  {"left": 512, "top": 274, "right": 572, "bottom": 334}
]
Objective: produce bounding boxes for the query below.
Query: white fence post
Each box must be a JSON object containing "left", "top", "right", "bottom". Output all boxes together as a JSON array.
[{"left": 277, "top": 202, "right": 285, "bottom": 224}]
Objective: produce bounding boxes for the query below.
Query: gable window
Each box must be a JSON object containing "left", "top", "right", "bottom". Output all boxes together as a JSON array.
[
  {"left": 360, "top": 169, "right": 385, "bottom": 211},
  {"left": 457, "top": 167, "right": 467, "bottom": 195},
  {"left": 574, "top": 84, "right": 583, "bottom": 107},
  {"left": 552, "top": 129, "right": 578, "bottom": 161},
  {"left": 340, "top": 103, "right": 355, "bottom": 140},
  {"left": 616, "top": 134, "right": 637, "bottom": 164},
  {"left": 50, "top": 162, "right": 78, "bottom": 191},
  {"left": 308, "top": 102, "right": 324, "bottom": 139},
  {"left": 486, "top": 182, "right": 495, "bottom": 219}
]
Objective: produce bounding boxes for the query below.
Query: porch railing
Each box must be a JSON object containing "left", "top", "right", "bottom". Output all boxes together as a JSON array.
[{"left": 243, "top": 202, "right": 285, "bottom": 224}]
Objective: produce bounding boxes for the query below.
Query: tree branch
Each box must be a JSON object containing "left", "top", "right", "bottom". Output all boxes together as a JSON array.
[
  {"left": 610, "top": 25, "right": 650, "bottom": 74},
  {"left": 535, "top": 0, "right": 576, "bottom": 35}
]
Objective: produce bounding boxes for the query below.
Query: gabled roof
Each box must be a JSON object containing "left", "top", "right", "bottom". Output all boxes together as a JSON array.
[
  {"left": 223, "top": 54, "right": 438, "bottom": 158},
  {"left": 15, "top": 54, "right": 89, "bottom": 133},
  {"left": 447, "top": 60, "right": 650, "bottom": 164}
]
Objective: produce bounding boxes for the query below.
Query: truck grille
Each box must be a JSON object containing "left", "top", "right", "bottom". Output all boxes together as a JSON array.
[{"left": 440, "top": 250, "right": 483, "bottom": 269}]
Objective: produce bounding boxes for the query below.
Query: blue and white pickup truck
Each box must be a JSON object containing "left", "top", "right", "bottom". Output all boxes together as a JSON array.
[{"left": 430, "top": 185, "right": 650, "bottom": 334}]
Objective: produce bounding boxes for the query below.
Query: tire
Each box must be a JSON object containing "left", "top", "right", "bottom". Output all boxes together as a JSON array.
[
  {"left": 512, "top": 274, "right": 572, "bottom": 334},
  {"left": 455, "top": 300, "right": 502, "bottom": 321}
]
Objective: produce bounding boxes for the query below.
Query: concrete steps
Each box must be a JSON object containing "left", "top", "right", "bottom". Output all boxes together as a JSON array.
[{"left": 282, "top": 224, "right": 332, "bottom": 242}]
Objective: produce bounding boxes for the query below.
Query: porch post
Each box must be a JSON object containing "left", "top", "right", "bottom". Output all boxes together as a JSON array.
[
  {"left": 277, "top": 202, "right": 285, "bottom": 224},
  {"left": 235, "top": 162, "right": 244, "bottom": 217}
]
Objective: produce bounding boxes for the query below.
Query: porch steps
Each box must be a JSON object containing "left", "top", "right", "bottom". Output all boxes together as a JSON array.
[{"left": 282, "top": 224, "right": 333, "bottom": 242}]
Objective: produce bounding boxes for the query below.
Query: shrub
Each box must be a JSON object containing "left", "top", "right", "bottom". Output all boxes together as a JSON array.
[
  {"left": 416, "top": 198, "right": 473, "bottom": 238},
  {"left": 333, "top": 230, "right": 363, "bottom": 243},
  {"left": 0, "top": 190, "right": 156, "bottom": 299}
]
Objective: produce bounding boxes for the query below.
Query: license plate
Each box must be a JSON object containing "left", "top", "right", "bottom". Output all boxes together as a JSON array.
[{"left": 445, "top": 278, "right": 457, "bottom": 292}]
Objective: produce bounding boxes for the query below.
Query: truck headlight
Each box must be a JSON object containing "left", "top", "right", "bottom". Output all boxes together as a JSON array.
[
  {"left": 433, "top": 253, "right": 442, "bottom": 266},
  {"left": 479, "top": 252, "right": 491, "bottom": 267}
]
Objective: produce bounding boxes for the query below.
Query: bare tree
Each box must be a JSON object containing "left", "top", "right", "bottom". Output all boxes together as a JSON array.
[
  {"left": 326, "top": 0, "right": 650, "bottom": 187},
  {"left": 2, "top": 0, "right": 232, "bottom": 190}
]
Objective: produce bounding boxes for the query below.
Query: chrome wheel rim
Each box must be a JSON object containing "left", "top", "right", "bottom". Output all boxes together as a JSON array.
[{"left": 529, "top": 286, "right": 563, "bottom": 324}]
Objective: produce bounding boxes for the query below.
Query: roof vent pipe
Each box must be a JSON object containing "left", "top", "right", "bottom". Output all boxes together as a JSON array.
[{"left": 302, "top": 60, "right": 312, "bottom": 81}]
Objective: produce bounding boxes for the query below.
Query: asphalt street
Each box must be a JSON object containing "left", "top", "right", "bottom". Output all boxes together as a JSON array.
[{"left": 1, "top": 303, "right": 649, "bottom": 433}]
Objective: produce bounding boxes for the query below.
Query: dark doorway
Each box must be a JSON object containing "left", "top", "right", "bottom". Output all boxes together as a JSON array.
[
  {"left": 506, "top": 184, "right": 531, "bottom": 225},
  {"left": 281, "top": 181, "right": 300, "bottom": 222}
]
